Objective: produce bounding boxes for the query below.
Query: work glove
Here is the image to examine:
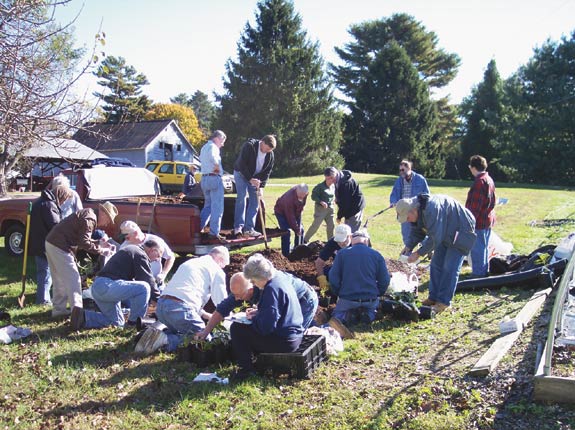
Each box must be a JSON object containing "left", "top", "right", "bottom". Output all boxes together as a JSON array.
[
  {"left": 317, "top": 275, "right": 330, "bottom": 292},
  {"left": 155, "top": 272, "right": 166, "bottom": 284}
]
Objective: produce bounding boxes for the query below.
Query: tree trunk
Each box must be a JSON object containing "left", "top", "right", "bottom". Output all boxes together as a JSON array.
[{"left": 0, "top": 162, "right": 7, "bottom": 198}]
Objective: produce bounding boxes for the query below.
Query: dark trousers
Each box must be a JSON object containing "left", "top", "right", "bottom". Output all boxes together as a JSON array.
[{"left": 230, "top": 322, "right": 302, "bottom": 371}]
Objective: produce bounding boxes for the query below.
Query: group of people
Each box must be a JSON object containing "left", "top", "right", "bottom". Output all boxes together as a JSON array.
[
  {"left": 196, "top": 130, "right": 368, "bottom": 256},
  {"left": 391, "top": 155, "right": 496, "bottom": 313},
  {"left": 27, "top": 128, "right": 496, "bottom": 379}
]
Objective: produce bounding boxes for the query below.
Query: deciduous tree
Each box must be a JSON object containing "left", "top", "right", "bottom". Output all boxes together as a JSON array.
[
  {"left": 0, "top": 0, "right": 101, "bottom": 196},
  {"left": 144, "top": 103, "right": 204, "bottom": 148}
]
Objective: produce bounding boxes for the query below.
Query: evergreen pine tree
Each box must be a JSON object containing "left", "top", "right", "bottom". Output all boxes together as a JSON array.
[
  {"left": 215, "top": 0, "right": 343, "bottom": 175},
  {"left": 459, "top": 59, "right": 505, "bottom": 177},
  {"left": 332, "top": 13, "right": 460, "bottom": 176},
  {"left": 93, "top": 56, "right": 152, "bottom": 123}
]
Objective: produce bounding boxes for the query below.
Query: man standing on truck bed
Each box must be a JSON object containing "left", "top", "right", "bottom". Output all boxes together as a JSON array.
[
  {"left": 199, "top": 130, "right": 227, "bottom": 242},
  {"left": 45, "top": 202, "right": 118, "bottom": 317},
  {"left": 233, "top": 134, "right": 276, "bottom": 238}
]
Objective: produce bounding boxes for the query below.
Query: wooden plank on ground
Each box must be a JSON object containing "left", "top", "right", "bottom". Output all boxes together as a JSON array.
[{"left": 469, "top": 288, "right": 552, "bottom": 376}]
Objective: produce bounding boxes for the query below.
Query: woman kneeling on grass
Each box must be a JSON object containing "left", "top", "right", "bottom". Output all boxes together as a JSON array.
[{"left": 230, "top": 253, "right": 304, "bottom": 381}]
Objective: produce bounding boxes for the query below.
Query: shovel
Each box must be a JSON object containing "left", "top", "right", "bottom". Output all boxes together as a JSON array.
[
  {"left": 362, "top": 206, "right": 392, "bottom": 228},
  {"left": 257, "top": 188, "right": 268, "bottom": 249},
  {"left": 18, "top": 202, "right": 32, "bottom": 308}
]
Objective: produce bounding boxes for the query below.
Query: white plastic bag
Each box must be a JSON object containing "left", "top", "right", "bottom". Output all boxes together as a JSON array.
[{"left": 388, "top": 272, "right": 419, "bottom": 295}]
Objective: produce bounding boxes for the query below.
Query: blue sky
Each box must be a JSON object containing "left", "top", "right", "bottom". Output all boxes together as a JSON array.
[{"left": 56, "top": 0, "right": 575, "bottom": 105}]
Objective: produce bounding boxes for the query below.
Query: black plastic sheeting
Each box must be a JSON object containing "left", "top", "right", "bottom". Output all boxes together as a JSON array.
[{"left": 456, "top": 258, "right": 567, "bottom": 292}]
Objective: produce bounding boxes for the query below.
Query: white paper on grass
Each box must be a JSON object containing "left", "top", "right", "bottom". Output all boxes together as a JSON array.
[{"left": 83, "top": 167, "right": 159, "bottom": 200}]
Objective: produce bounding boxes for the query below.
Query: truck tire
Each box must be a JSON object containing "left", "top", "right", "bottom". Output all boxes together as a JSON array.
[{"left": 5, "top": 224, "right": 25, "bottom": 257}]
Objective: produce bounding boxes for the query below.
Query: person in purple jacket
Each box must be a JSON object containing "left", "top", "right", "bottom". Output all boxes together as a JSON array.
[
  {"left": 229, "top": 254, "right": 304, "bottom": 381},
  {"left": 389, "top": 160, "right": 430, "bottom": 246},
  {"left": 274, "top": 183, "right": 309, "bottom": 257}
]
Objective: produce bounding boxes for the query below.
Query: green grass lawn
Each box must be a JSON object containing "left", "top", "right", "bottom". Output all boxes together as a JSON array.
[{"left": 1, "top": 174, "right": 575, "bottom": 430}]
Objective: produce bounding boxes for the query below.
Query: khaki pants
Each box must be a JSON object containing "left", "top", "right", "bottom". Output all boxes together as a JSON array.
[
  {"left": 45, "top": 241, "right": 83, "bottom": 315},
  {"left": 304, "top": 203, "right": 335, "bottom": 242}
]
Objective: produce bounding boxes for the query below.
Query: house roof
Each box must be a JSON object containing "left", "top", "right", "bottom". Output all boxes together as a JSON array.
[
  {"left": 24, "top": 138, "right": 107, "bottom": 161},
  {"left": 73, "top": 119, "right": 192, "bottom": 152}
]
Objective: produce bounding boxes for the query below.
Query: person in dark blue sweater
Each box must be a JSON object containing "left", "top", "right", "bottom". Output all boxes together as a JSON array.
[
  {"left": 329, "top": 230, "right": 390, "bottom": 324},
  {"left": 230, "top": 254, "right": 304, "bottom": 380}
]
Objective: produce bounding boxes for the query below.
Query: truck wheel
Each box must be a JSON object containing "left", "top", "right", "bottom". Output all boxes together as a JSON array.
[{"left": 5, "top": 224, "right": 25, "bottom": 257}]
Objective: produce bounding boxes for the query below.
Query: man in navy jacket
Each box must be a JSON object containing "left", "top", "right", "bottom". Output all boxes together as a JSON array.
[
  {"left": 233, "top": 135, "right": 276, "bottom": 237},
  {"left": 324, "top": 167, "right": 365, "bottom": 233},
  {"left": 229, "top": 254, "right": 304, "bottom": 380}
]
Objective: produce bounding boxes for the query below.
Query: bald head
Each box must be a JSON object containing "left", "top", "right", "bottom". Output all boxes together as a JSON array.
[{"left": 230, "top": 272, "right": 253, "bottom": 301}]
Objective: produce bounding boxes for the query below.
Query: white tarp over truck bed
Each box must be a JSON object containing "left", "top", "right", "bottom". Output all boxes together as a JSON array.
[{"left": 81, "top": 167, "right": 160, "bottom": 200}]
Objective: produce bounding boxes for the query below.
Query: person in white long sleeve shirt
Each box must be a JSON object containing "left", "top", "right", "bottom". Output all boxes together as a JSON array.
[{"left": 135, "top": 246, "right": 230, "bottom": 356}]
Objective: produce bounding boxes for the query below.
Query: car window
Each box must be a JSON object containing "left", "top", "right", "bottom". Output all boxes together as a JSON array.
[
  {"left": 146, "top": 163, "right": 158, "bottom": 172},
  {"left": 159, "top": 164, "right": 174, "bottom": 174},
  {"left": 176, "top": 164, "right": 188, "bottom": 175}
]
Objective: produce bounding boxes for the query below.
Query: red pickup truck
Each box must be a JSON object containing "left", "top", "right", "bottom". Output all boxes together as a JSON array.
[{"left": 0, "top": 166, "right": 281, "bottom": 256}]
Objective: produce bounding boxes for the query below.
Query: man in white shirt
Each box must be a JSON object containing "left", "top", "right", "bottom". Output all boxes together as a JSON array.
[
  {"left": 199, "top": 130, "right": 227, "bottom": 242},
  {"left": 119, "top": 220, "right": 175, "bottom": 300},
  {"left": 134, "top": 246, "right": 230, "bottom": 356}
]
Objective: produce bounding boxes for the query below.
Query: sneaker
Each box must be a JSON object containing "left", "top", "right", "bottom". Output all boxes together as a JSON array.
[
  {"left": 134, "top": 327, "right": 168, "bottom": 356},
  {"left": 243, "top": 229, "right": 262, "bottom": 238},
  {"left": 328, "top": 317, "right": 355, "bottom": 339},
  {"left": 431, "top": 302, "right": 451, "bottom": 314},
  {"left": 70, "top": 306, "right": 85, "bottom": 330},
  {"left": 421, "top": 298, "right": 436, "bottom": 306}
]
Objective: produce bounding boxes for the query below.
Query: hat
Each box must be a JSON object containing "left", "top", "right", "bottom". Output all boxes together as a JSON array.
[
  {"left": 352, "top": 229, "right": 370, "bottom": 240},
  {"left": 395, "top": 197, "right": 418, "bottom": 223},
  {"left": 99, "top": 201, "right": 118, "bottom": 224},
  {"left": 120, "top": 220, "right": 141, "bottom": 235},
  {"left": 333, "top": 224, "right": 352, "bottom": 242}
]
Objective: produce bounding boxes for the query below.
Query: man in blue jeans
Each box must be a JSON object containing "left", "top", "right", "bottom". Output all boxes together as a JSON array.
[
  {"left": 70, "top": 240, "right": 163, "bottom": 330},
  {"left": 232, "top": 135, "right": 276, "bottom": 237},
  {"left": 329, "top": 230, "right": 390, "bottom": 324},
  {"left": 396, "top": 193, "right": 476, "bottom": 313},
  {"left": 199, "top": 130, "right": 227, "bottom": 242},
  {"left": 134, "top": 246, "right": 229, "bottom": 356}
]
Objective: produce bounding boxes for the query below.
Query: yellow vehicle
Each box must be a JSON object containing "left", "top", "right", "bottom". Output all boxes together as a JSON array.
[{"left": 145, "top": 160, "right": 235, "bottom": 194}]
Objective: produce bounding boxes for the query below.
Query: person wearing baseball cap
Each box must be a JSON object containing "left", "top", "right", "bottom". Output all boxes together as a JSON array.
[
  {"left": 315, "top": 223, "right": 352, "bottom": 293},
  {"left": 45, "top": 201, "right": 118, "bottom": 318},
  {"left": 328, "top": 228, "right": 390, "bottom": 325},
  {"left": 395, "top": 193, "right": 476, "bottom": 314}
]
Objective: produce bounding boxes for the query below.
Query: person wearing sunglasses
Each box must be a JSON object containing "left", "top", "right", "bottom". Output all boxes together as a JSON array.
[{"left": 389, "top": 160, "right": 430, "bottom": 246}]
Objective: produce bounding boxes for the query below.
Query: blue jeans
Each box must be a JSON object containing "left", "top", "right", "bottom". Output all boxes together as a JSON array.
[
  {"left": 156, "top": 297, "right": 205, "bottom": 352},
  {"left": 428, "top": 243, "right": 465, "bottom": 306},
  {"left": 85, "top": 277, "right": 150, "bottom": 328},
  {"left": 233, "top": 171, "right": 259, "bottom": 232},
  {"left": 35, "top": 255, "right": 52, "bottom": 305},
  {"left": 301, "top": 293, "right": 319, "bottom": 329},
  {"left": 200, "top": 175, "right": 225, "bottom": 235},
  {"left": 470, "top": 228, "right": 491, "bottom": 276},
  {"left": 275, "top": 213, "right": 304, "bottom": 257},
  {"left": 333, "top": 297, "right": 379, "bottom": 324}
]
